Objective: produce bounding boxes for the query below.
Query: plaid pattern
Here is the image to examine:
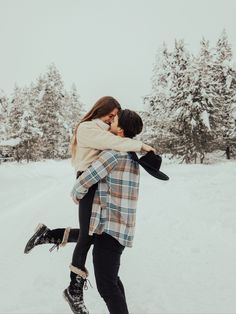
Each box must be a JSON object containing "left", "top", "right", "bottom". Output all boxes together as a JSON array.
[{"left": 71, "top": 150, "right": 140, "bottom": 247}]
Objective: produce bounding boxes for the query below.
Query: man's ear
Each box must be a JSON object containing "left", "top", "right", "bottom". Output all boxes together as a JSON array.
[{"left": 117, "top": 128, "right": 124, "bottom": 137}]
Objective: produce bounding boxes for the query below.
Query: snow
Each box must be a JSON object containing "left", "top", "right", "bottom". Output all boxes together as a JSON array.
[
  {"left": 226, "top": 75, "right": 232, "bottom": 89},
  {"left": 173, "top": 106, "right": 183, "bottom": 117},
  {"left": 0, "top": 158, "right": 236, "bottom": 314},
  {"left": 0, "top": 137, "right": 21, "bottom": 146},
  {"left": 200, "top": 110, "right": 211, "bottom": 130},
  {"left": 38, "top": 90, "right": 45, "bottom": 101},
  {"left": 190, "top": 117, "right": 196, "bottom": 129},
  {"left": 232, "top": 105, "right": 236, "bottom": 119}
]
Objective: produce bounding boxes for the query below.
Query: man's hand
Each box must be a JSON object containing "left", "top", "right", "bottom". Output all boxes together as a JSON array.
[{"left": 142, "top": 143, "right": 156, "bottom": 153}]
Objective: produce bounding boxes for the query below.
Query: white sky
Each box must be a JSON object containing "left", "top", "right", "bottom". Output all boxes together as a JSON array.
[{"left": 0, "top": 0, "right": 236, "bottom": 111}]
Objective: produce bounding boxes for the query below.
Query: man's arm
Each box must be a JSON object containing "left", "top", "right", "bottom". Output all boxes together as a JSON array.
[{"left": 71, "top": 150, "right": 118, "bottom": 201}]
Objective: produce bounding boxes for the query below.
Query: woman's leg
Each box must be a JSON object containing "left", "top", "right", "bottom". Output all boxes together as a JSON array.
[
  {"left": 24, "top": 225, "right": 80, "bottom": 254},
  {"left": 71, "top": 182, "right": 98, "bottom": 272},
  {"left": 50, "top": 228, "right": 79, "bottom": 243},
  {"left": 64, "top": 183, "right": 98, "bottom": 314}
]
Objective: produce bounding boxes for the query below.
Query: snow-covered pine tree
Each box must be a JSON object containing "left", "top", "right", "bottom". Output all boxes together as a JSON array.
[
  {"left": 8, "top": 86, "right": 24, "bottom": 138},
  {"left": 59, "top": 83, "right": 85, "bottom": 159},
  {"left": 186, "top": 38, "right": 217, "bottom": 162},
  {"left": 7, "top": 86, "right": 28, "bottom": 161},
  {"left": 166, "top": 39, "right": 198, "bottom": 163},
  {"left": 151, "top": 42, "right": 172, "bottom": 98},
  {"left": 144, "top": 39, "right": 215, "bottom": 162},
  {"left": 18, "top": 83, "right": 44, "bottom": 162},
  {"left": 35, "top": 64, "right": 69, "bottom": 159},
  {"left": 142, "top": 43, "right": 173, "bottom": 151},
  {"left": 8, "top": 86, "right": 41, "bottom": 162},
  {"left": 230, "top": 67, "right": 236, "bottom": 157},
  {"left": 212, "top": 30, "right": 236, "bottom": 153},
  {"left": 67, "top": 84, "right": 85, "bottom": 137},
  {"left": 142, "top": 31, "right": 236, "bottom": 162},
  {"left": 1, "top": 65, "right": 85, "bottom": 161},
  {"left": 168, "top": 40, "right": 193, "bottom": 162},
  {"left": 0, "top": 90, "right": 9, "bottom": 142}
]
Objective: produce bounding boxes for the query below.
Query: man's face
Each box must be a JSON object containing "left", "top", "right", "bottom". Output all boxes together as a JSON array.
[
  {"left": 100, "top": 108, "right": 119, "bottom": 125},
  {"left": 110, "top": 115, "right": 120, "bottom": 135}
]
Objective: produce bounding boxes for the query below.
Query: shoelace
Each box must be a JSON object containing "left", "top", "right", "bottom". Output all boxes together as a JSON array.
[
  {"left": 48, "top": 243, "right": 93, "bottom": 293},
  {"left": 49, "top": 240, "right": 61, "bottom": 252},
  {"left": 84, "top": 278, "right": 93, "bottom": 290}
]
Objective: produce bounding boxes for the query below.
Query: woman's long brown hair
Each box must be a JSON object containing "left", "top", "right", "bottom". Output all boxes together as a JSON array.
[{"left": 71, "top": 96, "right": 121, "bottom": 162}]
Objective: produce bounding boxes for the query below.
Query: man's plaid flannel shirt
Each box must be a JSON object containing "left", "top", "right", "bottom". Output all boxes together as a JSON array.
[{"left": 71, "top": 150, "right": 140, "bottom": 247}]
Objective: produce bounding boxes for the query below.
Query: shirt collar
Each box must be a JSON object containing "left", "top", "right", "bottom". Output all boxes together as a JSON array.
[{"left": 93, "top": 119, "right": 110, "bottom": 131}]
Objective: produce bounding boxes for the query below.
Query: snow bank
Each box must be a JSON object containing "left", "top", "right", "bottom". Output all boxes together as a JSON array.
[
  {"left": 0, "top": 137, "right": 21, "bottom": 146},
  {"left": 0, "top": 158, "right": 236, "bottom": 313}
]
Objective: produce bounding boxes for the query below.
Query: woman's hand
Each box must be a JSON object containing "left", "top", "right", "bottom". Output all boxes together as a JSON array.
[
  {"left": 72, "top": 196, "right": 80, "bottom": 205},
  {"left": 141, "top": 143, "right": 156, "bottom": 153}
]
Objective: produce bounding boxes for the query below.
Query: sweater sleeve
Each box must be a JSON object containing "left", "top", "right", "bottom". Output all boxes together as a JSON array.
[{"left": 77, "top": 122, "right": 143, "bottom": 152}]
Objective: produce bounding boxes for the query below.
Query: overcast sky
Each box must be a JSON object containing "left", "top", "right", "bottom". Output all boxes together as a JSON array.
[{"left": 0, "top": 0, "right": 236, "bottom": 110}]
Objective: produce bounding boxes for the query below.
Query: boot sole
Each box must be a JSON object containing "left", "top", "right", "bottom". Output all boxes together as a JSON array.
[
  {"left": 63, "top": 289, "right": 80, "bottom": 314},
  {"left": 63, "top": 289, "right": 89, "bottom": 314}
]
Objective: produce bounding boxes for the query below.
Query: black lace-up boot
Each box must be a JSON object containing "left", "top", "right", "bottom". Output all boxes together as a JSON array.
[
  {"left": 24, "top": 223, "right": 71, "bottom": 254},
  {"left": 63, "top": 265, "right": 89, "bottom": 314}
]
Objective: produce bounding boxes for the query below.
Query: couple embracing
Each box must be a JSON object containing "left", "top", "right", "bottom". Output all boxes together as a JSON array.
[{"left": 24, "top": 96, "right": 168, "bottom": 314}]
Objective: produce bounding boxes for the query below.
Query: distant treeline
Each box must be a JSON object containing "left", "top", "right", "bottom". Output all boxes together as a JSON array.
[
  {"left": 141, "top": 30, "right": 236, "bottom": 163},
  {"left": 0, "top": 31, "right": 236, "bottom": 163},
  {"left": 0, "top": 64, "right": 85, "bottom": 161}
]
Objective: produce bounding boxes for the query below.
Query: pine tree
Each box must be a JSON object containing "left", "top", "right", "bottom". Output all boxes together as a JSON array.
[
  {"left": 67, "top": 84, "right": 85, "bottom": 137},
  {"left": 1, "top": 64, "right": 85, "bottom": 161},
  {"left": 59, "top": 86, "right": 83, "bottom": 159},
  {"left": 8, "top": 86, "right": 25, "bottom": 139},
  {"left": 187, "top": 38, "right": 217, "bottom": 162},
  {"left": 35, "top": 64, "right": 69, "bottom": 159},
  {"left": 7, "top": 86, "right": 41, "bottom": 161},
  {"left": 230, "top": 67, "right": 236, "bottom": 156},
  {"left": 20, "top": 83, "right": 44, "bottom": 161},
  {"left": 167, "top": 39, "right": 198, "bottom": 162},
  {"left": 143, "top": 43, "right": 173, "bottom": 151},
  {"left": 142, "top": 31, "right": 236, "bottom": 162},
  {"left": 0, "top": 90, "right": 9, "bottom": 142},
  {"left": 212, "top": 30, "right": 236, "bottom": 151}
]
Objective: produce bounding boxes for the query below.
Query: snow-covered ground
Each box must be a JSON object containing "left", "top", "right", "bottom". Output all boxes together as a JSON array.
[{"left": 0, "top": 157, "right": 236, "bottom": 314}]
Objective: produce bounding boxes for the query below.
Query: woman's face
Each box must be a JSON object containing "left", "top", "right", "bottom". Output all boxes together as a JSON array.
[
  {"left": 110, "top": 115, "right": 119, "bottom": 135},
  {"left": 100, "top": 108, "right": 119, "bottom": 125}
]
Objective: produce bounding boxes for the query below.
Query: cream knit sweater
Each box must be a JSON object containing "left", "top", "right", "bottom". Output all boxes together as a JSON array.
[{"left": 73, "top": 119, "right": 142, "bottom": 172}]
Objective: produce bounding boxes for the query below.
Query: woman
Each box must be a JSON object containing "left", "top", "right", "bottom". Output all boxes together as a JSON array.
[{"left": 24, "top": 96, "right": 155, "bottom": 314}]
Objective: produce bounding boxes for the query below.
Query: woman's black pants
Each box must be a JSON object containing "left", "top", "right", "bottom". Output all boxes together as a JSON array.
[
  {"left": 50, "top": 229, "right": 130, "bottom": 313},
  {"left": 71, "top": 180, "right": 98, "bottom": 271},
  {"left": 92, "top": 233, "right": 129, "bottom": 314}
]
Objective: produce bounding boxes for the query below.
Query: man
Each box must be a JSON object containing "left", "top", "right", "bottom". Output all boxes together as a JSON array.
[
  {"left": 68, "top": 109, "right": 143, "bottom": 314},
  {"left": 24, "top": 109, "right": 169, "bottom": 314},
  {"left": 24, "top": 109, "right": 166, "bottom": 314}
]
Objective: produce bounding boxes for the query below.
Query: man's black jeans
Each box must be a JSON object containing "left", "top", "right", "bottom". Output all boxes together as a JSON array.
[{"left": 92, "top": 233, "right": 129, "bottom": 314}]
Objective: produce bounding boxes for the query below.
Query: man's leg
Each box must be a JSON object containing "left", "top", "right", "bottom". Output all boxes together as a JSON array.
[
  {"left": 92, "top": 233, "right": 129, "bottom": 314},
  {"left": 117, "top": 277, "right": 126, "bottom": 300}
]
